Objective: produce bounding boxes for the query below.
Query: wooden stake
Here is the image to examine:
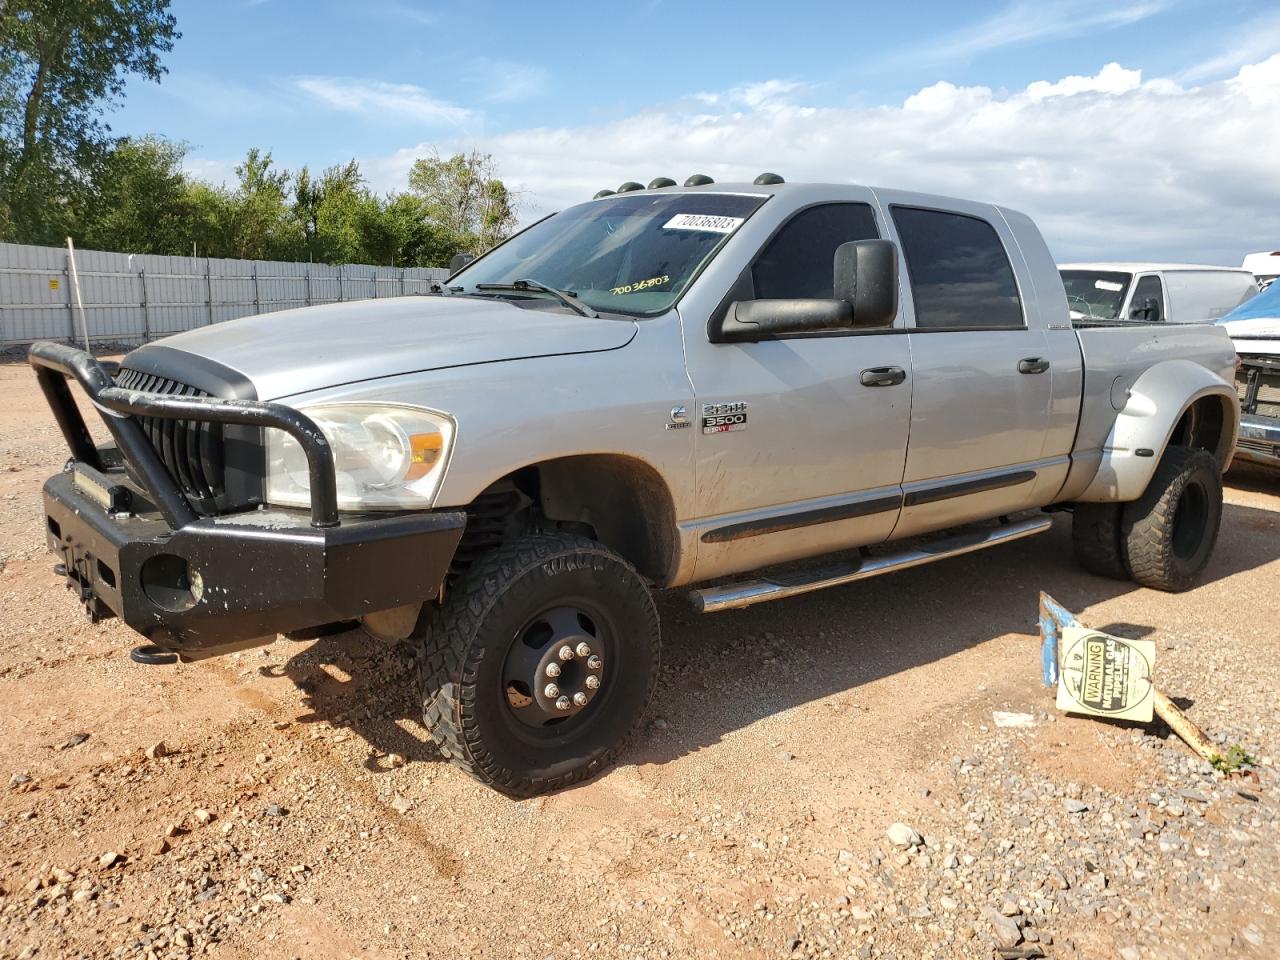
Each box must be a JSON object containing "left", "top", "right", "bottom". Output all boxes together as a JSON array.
[{"left": 1153, "top": 690, "right": 1217, "bottom": 763}]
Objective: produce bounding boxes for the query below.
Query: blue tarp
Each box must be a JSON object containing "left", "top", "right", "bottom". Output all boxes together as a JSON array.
[{"left": 1221, "top": 279, "right": 1280, "bottom": 322}]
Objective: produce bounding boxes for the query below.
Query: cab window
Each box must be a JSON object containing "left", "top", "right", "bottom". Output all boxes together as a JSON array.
[
  {"left": 892, "top": 207, "right": 1024, "bottom": 330},
  {"left": 751, "top": 203, "right": 880, "bottom": 300},
  {"left": 1128, "top": 275, "right": 1164, "bottom": 321}
]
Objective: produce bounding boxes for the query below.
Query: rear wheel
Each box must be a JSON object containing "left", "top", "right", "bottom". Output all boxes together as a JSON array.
[
  {"left": 417, "top": 533, "right": 660, "bottom": 797},
  {"left": 1121, "top": 445, "right": 1223, "bottom": 592},
  {"left": 1071, "top": 502, "right": 1128, "bottom": 580}
]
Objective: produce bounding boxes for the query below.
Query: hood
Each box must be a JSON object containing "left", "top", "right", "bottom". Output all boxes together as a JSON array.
[{"left": 125, "top": 296, "right": 637, "bottom": 399}]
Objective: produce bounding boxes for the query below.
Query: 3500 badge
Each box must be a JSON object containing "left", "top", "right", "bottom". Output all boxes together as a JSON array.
[{"left": 702, "top": 401, "right": 748, "bottom": 434}]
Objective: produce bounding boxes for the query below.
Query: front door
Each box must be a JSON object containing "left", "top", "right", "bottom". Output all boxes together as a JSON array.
[{"left": 682, "top": 198, "right": 912, "bottom": 581}]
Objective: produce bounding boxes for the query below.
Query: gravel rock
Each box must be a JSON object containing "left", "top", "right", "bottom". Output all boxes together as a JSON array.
[
  {"left": 886, "top": 822, "right": 922, "bottom": 848},
  {"left": 983, "top": 907, "right": 1023, "bottom": 948},
  {"left": 1062, "top": 798, "right": 1089, "bottom": 814}
]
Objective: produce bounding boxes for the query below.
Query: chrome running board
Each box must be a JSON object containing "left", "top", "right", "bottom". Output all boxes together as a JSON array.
[{"left": 690, "top": 515, "right": 1053, "bottom": 613}]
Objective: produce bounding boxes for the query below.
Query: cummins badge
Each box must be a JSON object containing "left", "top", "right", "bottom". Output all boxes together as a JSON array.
[{"left": 1054, "top": 626, "right": 1156, "bottom": 723}]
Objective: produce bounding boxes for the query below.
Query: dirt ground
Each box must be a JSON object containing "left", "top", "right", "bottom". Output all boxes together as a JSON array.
[{"left": 1, "top": 356, "right": 1277, "bottom": 960}]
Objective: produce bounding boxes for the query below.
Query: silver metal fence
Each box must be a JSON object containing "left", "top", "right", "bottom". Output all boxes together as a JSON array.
[{"left": 0, "top": 241, "right": 450, "bottom": 348}]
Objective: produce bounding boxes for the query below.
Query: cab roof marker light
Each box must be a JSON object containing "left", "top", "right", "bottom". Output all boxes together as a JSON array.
[
  {"left": 647, "top": 177, "right": 677, "bottom": 189},
  {"left": 593, "top": 189, "right": 616, "bottom": 199},
  {"left": 617, "top": 181, "right": 644, "bottom": 193},
  {"left": 753, "top": 172, "right": 785, "bottom": 185},
  {"left": 684, "top": 174, "right": 714, "bottom": 187}
]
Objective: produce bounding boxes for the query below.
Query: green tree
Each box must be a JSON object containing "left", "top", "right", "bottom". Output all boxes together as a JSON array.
[
  {"left": 226, "top": 148, "right": 298, "bottom": 260},
  {"left": 406, "top": 150, "right": 518, "bottom": 258},
  {"left": 78, "top": 135, "right": 192, "bottom": 253},
  {"left": 0, "top": 0, "right": 179, "bottom": 242}
]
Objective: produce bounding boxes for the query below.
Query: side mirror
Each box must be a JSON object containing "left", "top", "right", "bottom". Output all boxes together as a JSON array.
[
  {"left": 833, "top": 239, "right": 898, "bottom": 329},
  {"left": 448, "top": 252, "right": 475, "bottom": 274},
  {"left": 710, "top": 239, "right": 900, "bottom": 343},
  {"left": 1128, "top": 297, "right": 1159, "bottom": 321},
  {"left": 717, "top": 298, "right": 854, "bottom": 341}
]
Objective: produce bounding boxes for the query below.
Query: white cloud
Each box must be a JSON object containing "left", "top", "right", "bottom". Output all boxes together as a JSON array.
[
  {"left": 468, "top": 59, "right": 551, "bottom": 104},
  {"left": 359, "top": 55, "right": 1280, "bottom": 265},
  {"left": 1180, "top": 11, "right": 1280, "bottom": 83},
  {"left": 295, "top": 76, "right": 471, "bottom": 125},
  {"left": 905, "top": 0, "right": 1168, "bottom": 63}
]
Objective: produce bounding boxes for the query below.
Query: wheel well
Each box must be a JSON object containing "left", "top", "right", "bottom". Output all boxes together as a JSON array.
[
  {"left": 1168, "top": 395, "right": 1231, "bottom": 467},
  {"left": 454, "top": 455, "right": 679, "bottom": 586}
]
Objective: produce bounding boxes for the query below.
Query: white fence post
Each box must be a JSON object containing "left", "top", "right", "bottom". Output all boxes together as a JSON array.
[{"left": 64, "top": 237, "right": 91, "bottom": 351}]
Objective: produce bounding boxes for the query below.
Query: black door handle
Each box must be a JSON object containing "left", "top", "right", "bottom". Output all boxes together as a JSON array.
[
  {"left": 1018, "top": 357, "right": 1050, "bottom": 374},
  {"left": 860, "top": 366, "right": 906, "bottom": 387}
]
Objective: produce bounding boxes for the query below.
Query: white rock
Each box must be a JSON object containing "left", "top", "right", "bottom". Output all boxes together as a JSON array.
[{"left": 886, "top": 822, "right": 922, "bottom": 848}]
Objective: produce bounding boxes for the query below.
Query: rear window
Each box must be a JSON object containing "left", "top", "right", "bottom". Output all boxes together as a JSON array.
[{"left": 892, "top": 207, "right": 1024, "bottom": 330}]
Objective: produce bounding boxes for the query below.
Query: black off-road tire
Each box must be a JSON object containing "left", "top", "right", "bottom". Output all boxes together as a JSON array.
[
  {"left": 417, "top": 533, "right": 660, "bottom": 797},
  {"left": 1121, "top": 445, "right": 1223, "bottom": 592},
  {"left": 1071, "top": 502, "right": 1129, "bottom": 580}
]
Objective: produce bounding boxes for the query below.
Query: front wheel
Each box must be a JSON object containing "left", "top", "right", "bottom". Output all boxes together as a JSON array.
[
  {"left": 1121, "top": 445, "right": 1223, "bottom": 592},
  {"left": 417, "top": 533, "right": 660, "bottom": 797}
]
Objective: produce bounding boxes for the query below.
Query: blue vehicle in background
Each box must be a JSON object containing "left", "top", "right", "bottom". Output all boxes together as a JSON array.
[{"left": 1219, "top": 283, "right": 1280, "bottom": 469}]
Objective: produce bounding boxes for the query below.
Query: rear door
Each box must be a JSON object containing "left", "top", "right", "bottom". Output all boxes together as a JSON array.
[{"left": 883, "top": 202, "right": 1066, "bottom": 538}]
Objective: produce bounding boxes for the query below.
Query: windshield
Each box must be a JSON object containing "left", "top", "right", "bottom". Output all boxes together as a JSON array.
[
  {"left": 1060, "top": 270, "right": 1132, "bottom": 320},
  {"left": 452, "top": 192, "right": 768, "bottom": 317}
]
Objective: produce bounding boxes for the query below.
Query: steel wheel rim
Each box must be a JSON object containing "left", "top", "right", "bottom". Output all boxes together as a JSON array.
[{"left": 500, "top": 601, "right": 613, "bottom": 737}]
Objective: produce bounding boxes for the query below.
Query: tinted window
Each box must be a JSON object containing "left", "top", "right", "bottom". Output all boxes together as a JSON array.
[
  {"left": 1129, "top": 275, "right": 1164, "bottom": 321},
  {"left": 892, "top": 207, "right": 1023, "bottom": 329},
  {"left": 752, "top": 203, "right": 880, "bottom": 299}
]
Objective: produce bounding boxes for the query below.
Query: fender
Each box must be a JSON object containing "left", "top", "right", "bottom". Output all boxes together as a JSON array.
[{"left": 1075, "top": 359, "right": 1239, "bottom": 503}]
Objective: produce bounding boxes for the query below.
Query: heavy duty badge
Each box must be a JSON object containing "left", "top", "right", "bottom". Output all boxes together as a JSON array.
[{"left": 702, "top": 401, "right": 748, "bottom": 434}]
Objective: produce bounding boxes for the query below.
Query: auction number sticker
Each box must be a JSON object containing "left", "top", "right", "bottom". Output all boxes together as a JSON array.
[
  {"left": 1094, "top": 279, "right": 1124, "bottom": 292},
  {"left": 1055, "top": 626, "right": 1156, "bottom": 722},
  {"left": 611, "top": 274, "right": 670, "bottom": 296},
  {"left": 663, "top": 213, "right": 744, "bottom": 234}
]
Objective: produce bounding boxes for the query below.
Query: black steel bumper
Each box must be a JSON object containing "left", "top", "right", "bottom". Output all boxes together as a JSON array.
[{"left": 30, "top": 341, "right": 465, "bottom": 658}]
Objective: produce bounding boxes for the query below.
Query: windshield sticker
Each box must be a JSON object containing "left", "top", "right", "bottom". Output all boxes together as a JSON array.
[
  {"left": 611, "top": 274, "right": 670, "bottom": 296},
  {"left": 662, "top": 213, "right": 745, "bottom": 234},
  {"left": 1094, "top": 279, "right": 1124, "bottom": 292}
]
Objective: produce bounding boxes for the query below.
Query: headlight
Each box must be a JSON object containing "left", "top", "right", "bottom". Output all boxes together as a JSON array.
[{"left": 265, "top": 403, "right": 455, "bottom": 510}]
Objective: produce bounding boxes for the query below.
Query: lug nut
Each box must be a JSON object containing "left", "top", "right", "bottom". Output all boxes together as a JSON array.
[
  {"left": 585, "top": 675, "right": 600, "bottom": 690},
  {"left": 544, "top": 683, "right": 560, "bottom": 699},
  {"left": 587, "top": 655, "right": 602, "bottom": 671},
  {"left": 573, "top": 692, "right": 588, "bottom": 706},
  {"left": 545, "top": 662, "right": 561, "bottom": 678},
  {"left": 558, "top": 645, "right": 575, "bottom": 661},
  {"left": 555, "top": 695, "right": 572, "bottom": 711},
  {"left": 575, "top": 642, "right": 592, "bottom": 658}
]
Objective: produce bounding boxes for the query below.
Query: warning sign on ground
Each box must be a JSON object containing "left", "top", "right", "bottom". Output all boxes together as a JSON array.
[{"left": 1055, "top": 626, "right": 1156, "bottom": 723}]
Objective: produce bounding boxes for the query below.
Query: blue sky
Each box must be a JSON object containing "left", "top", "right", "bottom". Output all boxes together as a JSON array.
[{"left": 108, "top": 0, "right": 1280, "bottom": 262}]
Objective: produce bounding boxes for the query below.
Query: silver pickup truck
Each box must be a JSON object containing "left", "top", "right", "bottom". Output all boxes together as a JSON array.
[{"left": 30, "top": 176, "right": 1239, "bottom": 796}]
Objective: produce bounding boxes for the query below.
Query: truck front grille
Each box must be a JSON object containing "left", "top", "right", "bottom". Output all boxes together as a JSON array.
[
  {"left": 1236, "top": 357, "right": 1280, "bottom": 420},
  {"left": 114, "top": 367, "right": 263, "bottom": 515}
]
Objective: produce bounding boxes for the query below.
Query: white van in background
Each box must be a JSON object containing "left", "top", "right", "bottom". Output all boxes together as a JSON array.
[
  {"left": 1059, "top": 263, "right": 1258, "bottom": 324},
  {"left": 1241, "top": 251, "right": 1280, "bottom": 288}
]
